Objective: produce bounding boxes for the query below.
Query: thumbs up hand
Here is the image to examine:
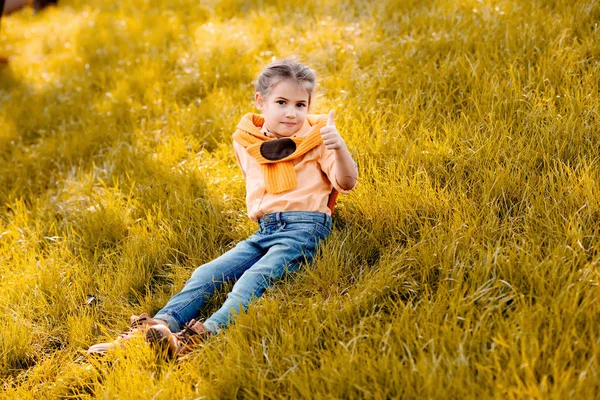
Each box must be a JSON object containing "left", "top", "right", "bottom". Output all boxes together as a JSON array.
[{"left": 320, "top": 110, "right": 347, "bottom": 151}]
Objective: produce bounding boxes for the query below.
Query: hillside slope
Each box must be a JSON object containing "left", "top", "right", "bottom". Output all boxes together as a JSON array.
[{"left": 1, "top": 0, "right": 599, "bottom": 398}]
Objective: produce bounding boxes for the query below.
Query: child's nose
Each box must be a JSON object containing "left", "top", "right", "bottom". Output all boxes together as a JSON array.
[{"left": 285, "top": 107, "right": 296, "bottom": 118}]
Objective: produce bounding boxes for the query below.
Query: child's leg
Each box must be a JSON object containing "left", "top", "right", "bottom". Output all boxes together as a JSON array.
[
  {"left": 153, "top": 237, "right": 266, "bottom": 332},
  {"left": 203, "top": 213, "right": 331, "bottom": 333}
]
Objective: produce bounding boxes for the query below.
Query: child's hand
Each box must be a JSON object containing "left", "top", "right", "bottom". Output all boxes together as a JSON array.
[{"left": 320, "top": 110, "right": 347, "bottom": 151}]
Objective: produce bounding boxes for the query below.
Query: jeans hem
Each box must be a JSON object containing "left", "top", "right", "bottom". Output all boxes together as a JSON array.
[
  {"left": 153, "top": 312, "right": 182, "bottom": 333},
  {"left": 202, "top": 319, "right": 220, "bottom": 334}
]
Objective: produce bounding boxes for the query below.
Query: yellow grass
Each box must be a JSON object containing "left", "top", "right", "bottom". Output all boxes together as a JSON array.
[{"left": 1, "top": 0, "right": 599, "bottom": 398}]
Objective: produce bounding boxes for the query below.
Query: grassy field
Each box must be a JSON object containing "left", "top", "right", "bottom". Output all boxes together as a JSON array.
[{"left": 1, "top": 0, "right": 599, "bottom": 398}]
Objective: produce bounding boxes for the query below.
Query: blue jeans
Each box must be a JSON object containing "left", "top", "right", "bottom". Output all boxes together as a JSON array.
[{"left": 154, "top": 211, "right": 332, "bottom": 334}]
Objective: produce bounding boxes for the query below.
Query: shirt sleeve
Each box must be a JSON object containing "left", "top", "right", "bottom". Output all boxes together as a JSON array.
[
  {"left": 318, "top": 145, "right": 358, "bottom": 194},
  {"left": 233, "top": 141, "right": 247, "bottom": 181}
]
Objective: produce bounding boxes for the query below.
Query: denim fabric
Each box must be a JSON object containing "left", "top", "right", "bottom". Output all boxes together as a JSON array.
[{"left": 154, "top": 211, "right": 332, "bottom": 334}]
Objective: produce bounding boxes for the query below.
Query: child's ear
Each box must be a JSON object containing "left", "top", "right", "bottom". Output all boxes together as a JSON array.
[{"left": 254, "top": 92, "right": 264, "bottom": 110}]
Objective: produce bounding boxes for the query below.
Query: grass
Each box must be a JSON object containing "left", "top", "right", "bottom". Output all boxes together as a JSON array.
[{"left": 1, "top": 0, "right": 599, "bottom": 398}]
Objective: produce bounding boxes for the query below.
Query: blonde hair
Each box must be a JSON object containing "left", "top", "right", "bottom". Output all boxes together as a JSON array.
[{"left": 255, "top": 58, "right": 316, "bottom": 104}]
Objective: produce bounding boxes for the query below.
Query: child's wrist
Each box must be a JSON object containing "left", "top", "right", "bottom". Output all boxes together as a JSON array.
[{"left": 334, "top": 142, "right": 349, "bottom": 153}]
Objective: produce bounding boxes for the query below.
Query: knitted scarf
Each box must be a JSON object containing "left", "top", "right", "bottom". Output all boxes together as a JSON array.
[{"left": 233, "top": 113, "right": 327, "bottom": 194}]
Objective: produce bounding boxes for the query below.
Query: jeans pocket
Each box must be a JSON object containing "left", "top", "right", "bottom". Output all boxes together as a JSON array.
[
  {"left": 302, "top": 223, "right": 330, "bottom": 256},
  {"left": 314, "top": 223, "right": 331, "bottom": 240}
]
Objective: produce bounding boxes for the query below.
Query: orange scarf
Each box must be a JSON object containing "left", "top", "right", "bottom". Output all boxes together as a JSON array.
[{"left": 233, "top": 113, "right": 327, "bottom": 194}]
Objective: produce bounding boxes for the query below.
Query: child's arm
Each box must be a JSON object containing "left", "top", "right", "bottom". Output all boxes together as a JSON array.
[
  {"left": 331, "top": 145, "right": 358, "bottom": 191},
  {"left": 320, "top": 110, "right": 358, "bottom": 191}
]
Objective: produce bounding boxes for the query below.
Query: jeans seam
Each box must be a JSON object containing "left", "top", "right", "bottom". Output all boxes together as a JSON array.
[
  {"left": 314, "top": 223, "right": 331, "bottom": 239},
  {"left": 295, "top": 223, "right": 320, "bottom": 260}
]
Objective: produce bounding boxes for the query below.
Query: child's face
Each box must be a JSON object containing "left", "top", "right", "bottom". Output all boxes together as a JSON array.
[{"left": 255, "top": 79, "right": 310, "bottom": 138}]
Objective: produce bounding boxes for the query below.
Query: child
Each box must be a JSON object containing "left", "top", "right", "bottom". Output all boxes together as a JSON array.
[{"left": 87, "top": 58, "right": 358, "bottom": 357}]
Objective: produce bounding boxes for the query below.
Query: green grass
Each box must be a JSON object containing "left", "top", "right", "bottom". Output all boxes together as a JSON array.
[{"left": 1, "top": 0, "right": 599, "bottom": 398}]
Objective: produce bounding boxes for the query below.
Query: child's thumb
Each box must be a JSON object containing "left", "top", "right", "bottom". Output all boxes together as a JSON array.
[{"left": 327, "top": 110, "right": 335, "bottom": 126}]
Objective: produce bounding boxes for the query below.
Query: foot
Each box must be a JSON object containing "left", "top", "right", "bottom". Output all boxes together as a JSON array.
[
  {"left": 33, "top": 0, "right": 58, "bottom": 12},
  {"left": 146, "top": 319, "right": 212, "bottom": 358},
  {"left": 87, "top": 313, "right": 168, "bottom": 355}
]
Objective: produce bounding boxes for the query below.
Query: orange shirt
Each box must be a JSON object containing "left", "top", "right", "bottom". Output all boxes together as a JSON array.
[{"left": 233, "top": 115, "right": 357, "bottom": 221}]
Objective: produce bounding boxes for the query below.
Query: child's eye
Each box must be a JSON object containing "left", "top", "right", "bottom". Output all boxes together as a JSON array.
[
  {"left": 277, "top": 100, "right": 286, "bottom": 105},
  {"left": 296, "top": 103, "right": 306, "bottom": 108}
]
